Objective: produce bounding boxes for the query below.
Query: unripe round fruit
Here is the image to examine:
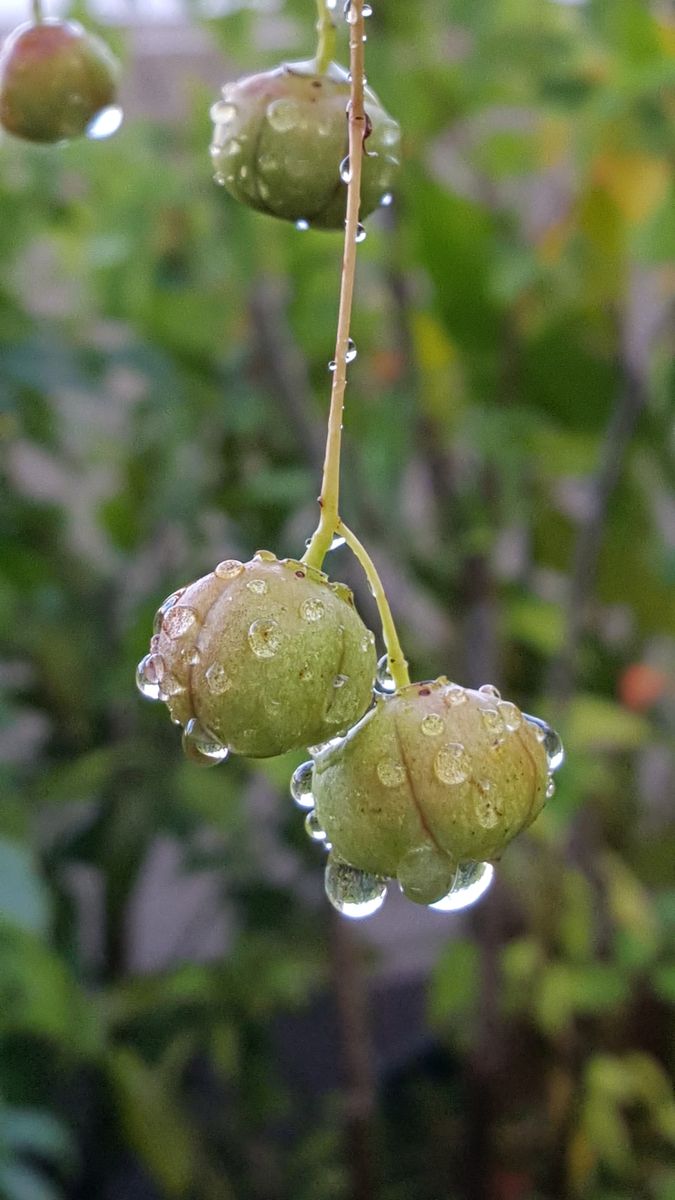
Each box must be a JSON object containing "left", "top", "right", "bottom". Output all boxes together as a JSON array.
[
  {"left": 210, "top": 60, "right": 400, "bottom": 230},
  {"left": 0, "top": 19, "right": 119, "bottom": 144},
  {"left": 136, "top": 552, "right": 377, "bottom": 759},
  {"left": 311, "top": 679, "right": 557, "bottom": 905}
]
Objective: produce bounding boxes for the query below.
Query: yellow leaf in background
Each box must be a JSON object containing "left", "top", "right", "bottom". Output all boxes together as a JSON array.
[
  {"left": 656, "top": 19, "right": 675, "bottom": 56},
  {"left": 567, "top": 1127, "right": 596, "bottom": 1197},
  {"left": 593, "top": 153, "right": 671, "bottom": 224},
  {"left": 411, "top": 311, "right": 463, "bottom": 425},
  {"left": 412, "top": 311, "right": 456, "bottom": 372},
  {"left": 538, "top": 116, "right": 571, "bottom": 169},
  {"left": 537, "top": 216, "right": 572, "bottom": 265}
]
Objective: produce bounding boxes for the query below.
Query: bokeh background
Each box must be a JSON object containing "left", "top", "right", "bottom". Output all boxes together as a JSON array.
[{"left": 1, "top": 0, "right": 674, "bottom": 1197}]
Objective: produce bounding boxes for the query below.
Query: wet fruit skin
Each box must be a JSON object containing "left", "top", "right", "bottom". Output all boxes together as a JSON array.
[
  {"left": 148, "top": 553, "right": 377, "bottom": 758},
  {"left": 0, "top": 20, "right": 119, "bottom": 144},
  {"left": 210, "top": 59, "right": 401, "bottom": 230},
  {"left": 312, "top": 678, "right": 548, "bottom": 882}
]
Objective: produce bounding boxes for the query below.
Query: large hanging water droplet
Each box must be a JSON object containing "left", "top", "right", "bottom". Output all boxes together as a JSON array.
[
  {"left": 434, "top": 743, "right": 470, "bottom": 785},
  {"left": 355, "top": 222, "right": 367, "bottom": 243},
  {"left": 398, "top": 844, "right": 456, "bottom": 905},
  {"left": 524, "top": 714, "right": 565, "bottom": 772},
  {"left": 429, "top": 862, "right": 494, "bottom": 912},
  {"left": 362, "top": 1, "right": 373, "bottom": 14},
  {"left": 325, "top": 855, "right": 387, "bottom": 919},
  {"left": 375, "top": 654, "right": 396, "bottom": 694},
  {"left": 86, "top": 105, "right": 123, "bottom": 140},
  {"left": 248, "top": 618, "right": 282, "bottom": 659},
  {"left": 182, "top": 718, "right": 229, "bottom": 765},
  {"left": 339, "top": 154, "right": 352, "bottom": 183},
  {"left": 345, "top": 337, "right": 357, "bottom": 363},
  {"left": 136, "top": 653, "right": 164, "bottom": 700},
  {"left": 163, "top": 606, "right": 198, "bottom": 640},
  {"left": 305, "top": 810, "right": 327, "bottom": 843},
  {"left": 290, "top": 760, "right": 315, "bottom": 809}
]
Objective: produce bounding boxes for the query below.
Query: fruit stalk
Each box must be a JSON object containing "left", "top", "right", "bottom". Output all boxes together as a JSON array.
[
  {"left": 31, "top": 0, "right": 44, "bottom": 20},
  {"left": 303, "top": 0, "right": 367, "bottom": 572},
  {"left": 337, "top": 520, "right": 410, "bottom": 689},
  {"left": 315, "top": 0, "right": 336, "bottom": 74}
]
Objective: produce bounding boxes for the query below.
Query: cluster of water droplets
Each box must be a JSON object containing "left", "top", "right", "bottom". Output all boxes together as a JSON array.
[{"left": 290, "top": 756, "right": 500, "bottom": 919}]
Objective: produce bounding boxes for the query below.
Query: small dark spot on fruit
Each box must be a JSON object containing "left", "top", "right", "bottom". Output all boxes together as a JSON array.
[
  {"left": 419, "top": 687, "right": 431, "bottom": 696},
  {"left": 295, "top": 570, "right": 305, "bottom": 578},
  {"left": 311, "top": 80, "right": 322, "bottom": 88}
]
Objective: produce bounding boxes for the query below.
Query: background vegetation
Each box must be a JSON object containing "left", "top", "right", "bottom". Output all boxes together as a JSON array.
[{"left": 1, "top": 0, "right": 674, "bottom": 1197}]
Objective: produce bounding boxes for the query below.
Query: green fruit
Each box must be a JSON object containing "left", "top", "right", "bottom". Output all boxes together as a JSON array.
[
  {"left": 209, "top": 59, "right": 400, "bottom": 230},
  {"left": 136, "top": 551, "right": 377, "bottom": 760},
  {"left": 0, "top": 19, "right": 120, "bottom": 144},
  {"left": 311, "top": 678, "right": 555, "bottom": 904}
]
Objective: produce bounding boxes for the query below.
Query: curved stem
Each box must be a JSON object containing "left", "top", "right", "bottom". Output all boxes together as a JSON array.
[
  {"left": 338, "top": 520, "right": 410, "bottom": 690},
  {"left": 315, "top": 0, "right": 336, "bottom": 74},
  {"left": 31, "top": 0, "right": 44, "bottom": 21},
  {"left": 303, "top": 0, "right": 367, "bottom": 571}
]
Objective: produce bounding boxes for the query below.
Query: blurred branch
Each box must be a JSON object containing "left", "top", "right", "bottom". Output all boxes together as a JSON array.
[
  {"left": 329, "top": 912, "right": 379, "bottom": 1200},
  {"left": 549, "top": 363, "right": 648, "bottom": 703}
]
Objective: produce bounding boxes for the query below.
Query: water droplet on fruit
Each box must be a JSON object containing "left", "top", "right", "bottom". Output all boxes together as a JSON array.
[
  {"left": 479, "top": 684, "right": 501, "bottom": 701},
  {"left": 205, "top": 663, "right": 231, "bottom": 695},
  {"left": 421, "top": 713, "right": 444, "bottom": 737},
  {"left": 299, "top": 665, "right": 313, "bottom": 682},
  {"left": 333, "top": 674, "right": 349, "bottom": 689},
  {"left": 213, "top": 172, "right": 226, "bottom": 186},
  {"left": 163, "top": 606, "right": 198, "bottom": 640},
  {"left": 246, "top": 578, "right": 268, "bottom": 595},
  {"left": 248, "top": 618, "right": 282, "bottom": 659},
  {"left": 258, "top": 152, "right": 280, "bottom": 174},
  {"left": 325, "top": 855, "right": 387, "bottom": 918},
  {"left": 182, "top": 718, "right": 229, "bottom": 765},
  {"left": 434, "top": 743, "right": 470, "bottom": 785},
  {"left": 429, "top": 862, "right": 494, "bottom": 912},
  {"left": 136, "top": 653, "right": 164, "bottom": 700},
  {"left": 445, "top": 683, "right": 466, "bottom": 706},
  {"left": 86, "top": 105, "right": 123, "bottom": 140},
  {"left": 254, "top": 549, "right": 276, "bottom": 562},
  {"left": 215, "top": 559, "right": 244, "bottom": 580},
  {"left": 339, "top": 155, "right": 352, "bottom": 183},
  {"left": 375, "top": 654, "right": 396, "bottom": 694},
  {"left": 361, "top": 630, "right": 376, "bottom": 653},
  {"left": 355, "top": 222, "right": 367, "bottom": 243},
  {"left": 476, "top": 785, "right": 499, "bottom": 828},
  {"left": 210, "top": 100, "right": 237, "bottom": 125},
  {"left": 290, "top": 760, "right": 314, "bottom": 809},
  {"left": 300, "top": 598, "right": 325, "bottom": 623},
  {"left": 295, "top": 218, "right": 310, "bottom": 231},
  {"left": 480, "top": 708, "right": 504, "bottom": 740},
  {"left": 267, "top": 98, "right": 302, "bottom": 132},
  {"left": 158, "top": 672, "right": 184, "bottom": 698},
  {"left": 153, "top": 589, "right": 185, "bottom": 634},
  {"left": 224, "top": 138, "right": 243, "bottom": 157},
  {"left": 498, "top": 701, "right": 521, "bottom": 731},
  {"left": 398, "top": 845, "right": 455, "bottom": 905},
  {"left": 377, "top": 758, "right": 405, "bottom": 788},
  {"left": 524, "top": 714, "right": 564, "bottom": 771},
  {"left": 305, "top": 810, "right": 327, "bottom": 842}
]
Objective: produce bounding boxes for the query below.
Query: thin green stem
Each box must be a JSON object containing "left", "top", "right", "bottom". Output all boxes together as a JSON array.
[
  {"left": 303, "top": 0, "right": 367, "bottom": 571},
  {"left": 337, "top": 521, "right": 410, "bottom": 690},
  {"left": 315, "top": 0, "right": 336, "bottom": 74},
  {"left": 31, "top": 0, "right": 44, "bottom": 21}
]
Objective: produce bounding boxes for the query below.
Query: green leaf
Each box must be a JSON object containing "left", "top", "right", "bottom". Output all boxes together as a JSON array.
[
  {"left": 563, "top": 696, "right": 651, "bottom": 752},
  {"left": 428, "top": 939, "right": 479, "bottom": 1025},
  {"left": 107, "top": 1048, "right": 196, "bottom": 1197}
]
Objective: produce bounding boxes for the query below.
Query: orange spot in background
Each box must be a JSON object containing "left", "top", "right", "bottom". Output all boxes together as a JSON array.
[{"left": 619, "top": 663, "right": 669, "bottom": 712}]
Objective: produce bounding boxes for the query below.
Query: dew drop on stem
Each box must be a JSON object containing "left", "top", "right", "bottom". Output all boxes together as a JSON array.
[{"left": 339, "top": 155, "right": 352, "bottom": 184}]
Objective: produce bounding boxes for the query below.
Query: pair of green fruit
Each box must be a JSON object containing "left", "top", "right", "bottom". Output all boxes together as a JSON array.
[
  {"left": 0, "top": 19, "right": 398, "bottom": 233},
  {"left": 136, "top": 554, "right": 562, "bottom": 917}
]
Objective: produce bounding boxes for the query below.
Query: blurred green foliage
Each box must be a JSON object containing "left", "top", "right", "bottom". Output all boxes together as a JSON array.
[{"left": 1, "top": 0, "right": 674, "bottom": 1197}]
